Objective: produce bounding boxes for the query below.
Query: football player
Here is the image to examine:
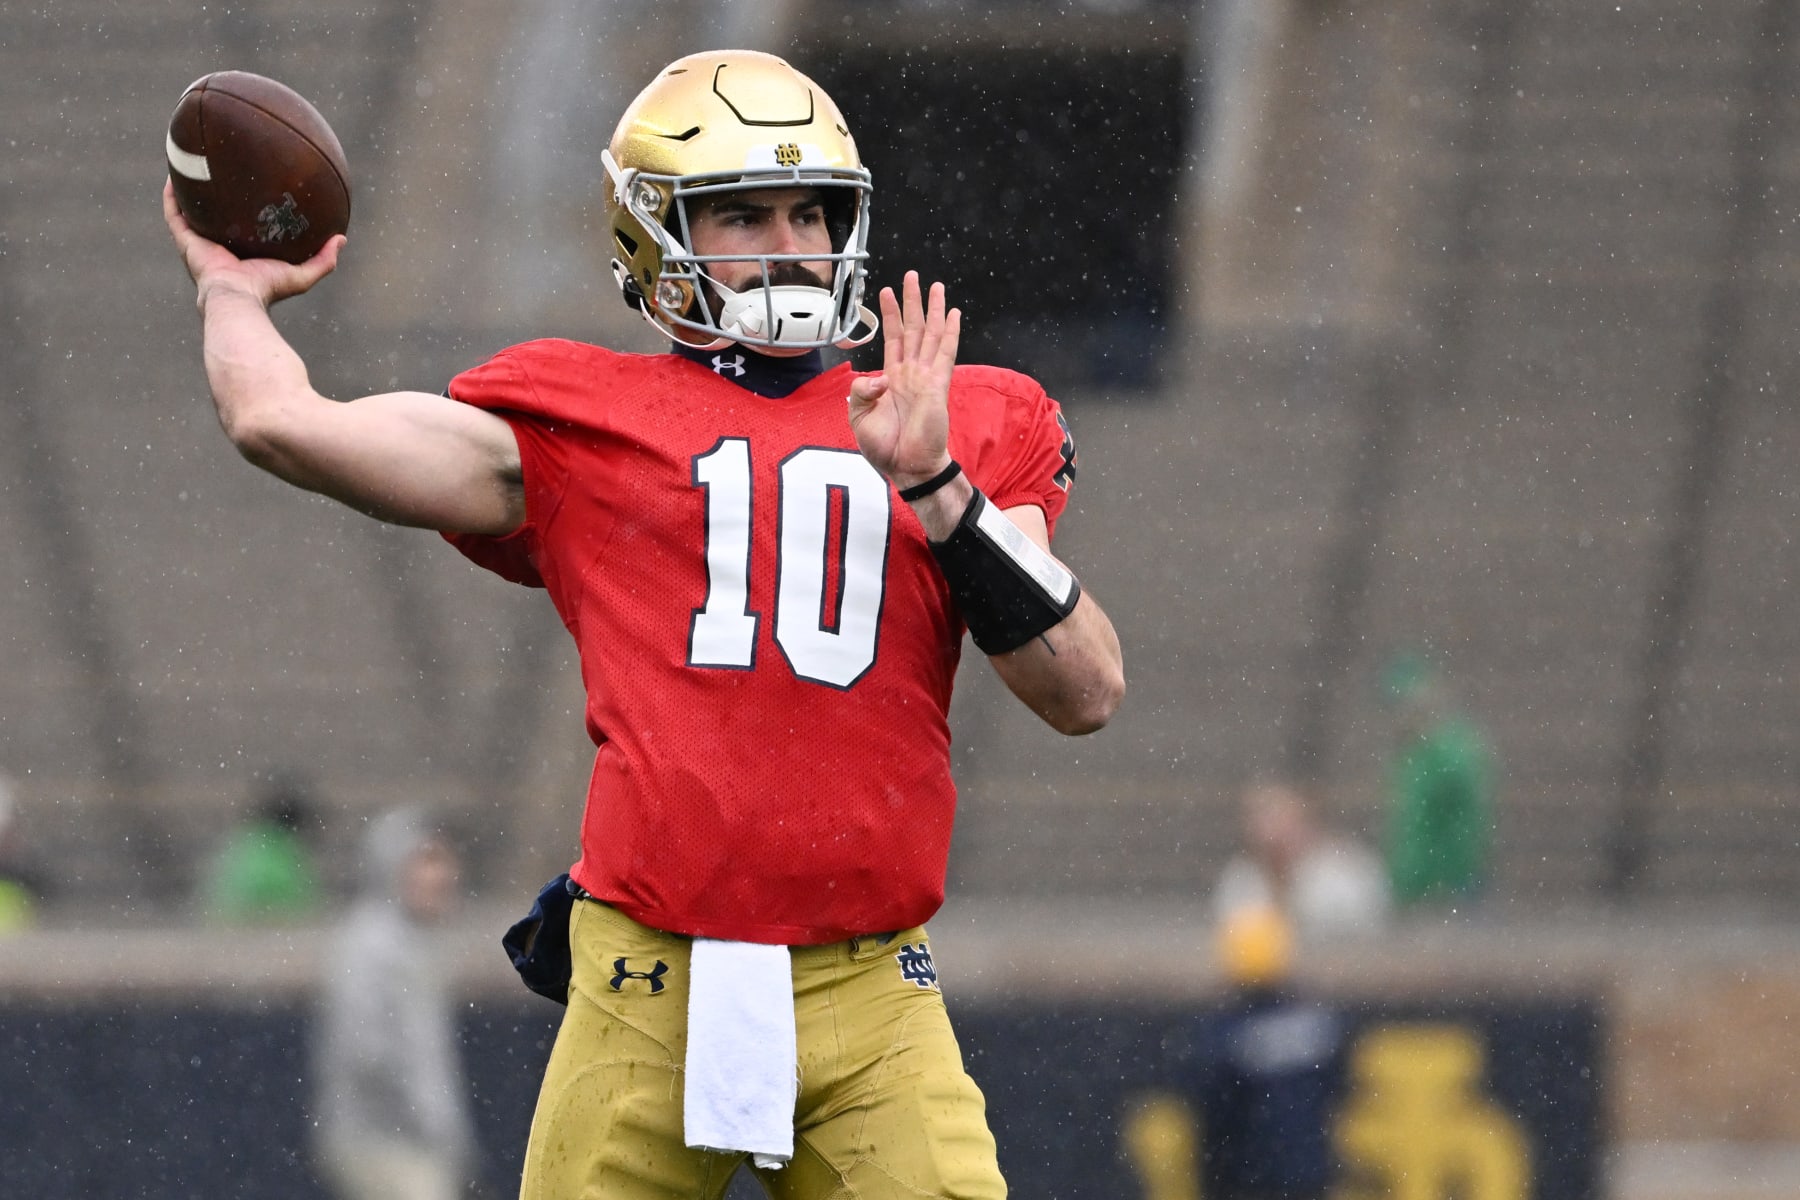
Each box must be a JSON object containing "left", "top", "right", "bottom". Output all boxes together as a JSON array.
[{"left": 166, "top": 49, "right": 1124, "bottom": 1199}]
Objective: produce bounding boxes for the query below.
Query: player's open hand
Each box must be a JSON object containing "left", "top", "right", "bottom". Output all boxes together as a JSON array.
[
  {"left": 848, "top": 270, "right": 962, "bottom": 490},
  {"left": 163, "top": 178, "right": 343, "bottom": 311}
]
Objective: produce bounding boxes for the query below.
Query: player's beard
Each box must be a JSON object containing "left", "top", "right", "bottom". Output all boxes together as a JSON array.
[{"left": 694, "top": 262, "right": 836, "bottom": 356}]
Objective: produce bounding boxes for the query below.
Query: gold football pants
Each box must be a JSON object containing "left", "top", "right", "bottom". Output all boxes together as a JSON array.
[{"left": 518, "top": 899, "right": 1007, "bottom": 1199}]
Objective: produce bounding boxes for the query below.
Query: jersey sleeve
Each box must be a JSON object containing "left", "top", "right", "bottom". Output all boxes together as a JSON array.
[
  {"left": 438, "top": 342, "right": 577, "bottom": 588},
  {"left": 949, "top": 365, "right": 1079, "bottom": 537}
]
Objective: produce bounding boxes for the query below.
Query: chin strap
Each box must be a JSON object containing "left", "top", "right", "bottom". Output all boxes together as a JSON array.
[{"left": 833, "top": 301, "right": 880, "bottom": 350}]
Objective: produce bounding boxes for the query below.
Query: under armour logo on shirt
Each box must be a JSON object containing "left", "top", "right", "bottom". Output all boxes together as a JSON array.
[
  {"left": 895, "top": 943, "right": 939, "bottom": 990},
  {"left": 610, "top": 957, "right": 670, "bottom": 993},
  {"left": 711, "top": 354, "right": 747, "bottom": 377}
]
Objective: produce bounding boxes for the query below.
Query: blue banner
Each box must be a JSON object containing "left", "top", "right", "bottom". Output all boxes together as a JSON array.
[{"left": 0, "top": 994, "right": 1600, "bottom": 1199}]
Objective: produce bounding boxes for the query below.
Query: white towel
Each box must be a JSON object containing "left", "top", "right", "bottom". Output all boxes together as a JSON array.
[{"left": 683, "top": 938, "right": 797, "bottom": 1168}]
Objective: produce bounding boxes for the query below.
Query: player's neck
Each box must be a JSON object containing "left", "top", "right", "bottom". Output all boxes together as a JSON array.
[{"left": 671, "top": 342, "right": 827, "bottom": 398}]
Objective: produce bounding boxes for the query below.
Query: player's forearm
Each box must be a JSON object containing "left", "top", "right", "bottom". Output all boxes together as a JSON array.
[
  {"left": 991, "top": 592, "right": 1125, "bottom": 735},
  {"left": 903, "top": 469, "right": 975, "bottom": 540},
  {"left": 908, "top": 485, "right": 1124, "bottom": 731},
  {"left": 197, "top": 283, "right": 332, "bottom": 478}
]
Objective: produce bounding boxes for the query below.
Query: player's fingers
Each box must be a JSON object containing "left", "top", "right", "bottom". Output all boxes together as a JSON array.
[
  {"left": 271, "top": 236, "right": 343, "bottom": 297},
  {"left": 918, "top": 280, "right": 947, "bottom": 361},
  {"left": 900, "top": 270, "right": 924, "bottom": 360},
  {"left": 163, "top": 178, "right": 194, "bottom": 241},
  {"left": 848, "top": 374, "right": 889, "bottom": 404},
  {"left": 877, "top": 285, "right": 903, "bottom": 369},
  {"left": 845, "top": 375, "right": 890, "bottom": 430},
  {"left": 163, "top": 180, "right": 223, "bottom": 290},
  {"left": 937, "top": 307, "right": 963, "bottom": 375},
  {"left": 305, "top": 235, "right": 345, "bottom": 280}
]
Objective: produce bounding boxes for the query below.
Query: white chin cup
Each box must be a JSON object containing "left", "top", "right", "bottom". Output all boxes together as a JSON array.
[
  {"left": 717, "top": 285, "right": 837, "bottom": 347},
  {"left": 712, "top": 286, "right": 831, "bottom": 347},
  {"left": 696, "top": 286, "right": 878, "bottom": 351}
]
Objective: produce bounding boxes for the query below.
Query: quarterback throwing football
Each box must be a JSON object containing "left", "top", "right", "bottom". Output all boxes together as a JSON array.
[{"left": 166, "top": 49, "right": 1124, "bottom": 1200}]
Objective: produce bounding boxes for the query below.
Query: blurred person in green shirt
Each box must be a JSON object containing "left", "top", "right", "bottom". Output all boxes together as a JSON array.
[
  {"left": 1379, "top": 653, "right": 1494, "bottom": 908},
  {"left": 201, "top": 767, "right": 325, "bottom": 924},
  {"left": 0, "top": 775, "right": 50, "bottom": 931}
]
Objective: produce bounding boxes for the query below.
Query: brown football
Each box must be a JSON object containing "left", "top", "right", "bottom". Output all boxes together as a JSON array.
[{"left": 166, "top": 71, "right": 351, "bottom": 263}]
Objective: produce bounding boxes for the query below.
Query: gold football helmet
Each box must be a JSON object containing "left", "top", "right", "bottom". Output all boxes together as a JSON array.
[{"left": 602, "top": 50, "right": 877, "bottom": 352}]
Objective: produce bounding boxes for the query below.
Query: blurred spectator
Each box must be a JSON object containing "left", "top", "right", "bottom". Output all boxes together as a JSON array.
[
  {"left": 1125, "top": 905, "right": 1354, "bottom": 1200},
  {"left": 311, "top": 806, "right": 476, "bottom": 1200},
  {"left": 1212, "top": 777, "right": 1391, "bottom": 940},
  {"left": 0, "top": 774, "right": 50, "bottom": 931},
  {"left": 198, "top": 768, "right": 325, "bottom": 925},
  {"left": 1378, "top": 652, "right": 1496, "bottom": 909}
]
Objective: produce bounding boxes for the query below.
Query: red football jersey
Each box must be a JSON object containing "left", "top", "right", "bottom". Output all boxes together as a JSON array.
[{"left": 446, "top": 341, "right": 1075, "bottom": 943}]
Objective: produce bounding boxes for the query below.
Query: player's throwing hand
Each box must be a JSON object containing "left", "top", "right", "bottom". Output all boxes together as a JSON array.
[
  {"left": 847, "top": 270, "right": 962, "bottom": 492},
  {"left": 163, "top": 178, "right": 344, "bottom": 312}
]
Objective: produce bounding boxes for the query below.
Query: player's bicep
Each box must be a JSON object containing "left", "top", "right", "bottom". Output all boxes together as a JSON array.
[{"left": 262, "top": 389, "right": 524, "bottom": 535}]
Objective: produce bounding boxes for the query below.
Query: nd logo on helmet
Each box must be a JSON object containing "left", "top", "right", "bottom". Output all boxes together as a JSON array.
[{"left": 774, "top": 142, "right": 803, "bottom": 166}]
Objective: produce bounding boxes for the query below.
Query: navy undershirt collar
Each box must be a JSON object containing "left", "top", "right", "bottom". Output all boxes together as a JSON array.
[{"left": 672, "top": 342, "right": 827, "bottom": 398}]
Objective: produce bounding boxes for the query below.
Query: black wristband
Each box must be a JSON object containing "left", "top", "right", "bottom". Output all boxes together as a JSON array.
[
  {"left": 928, "top": 489, "right": 1082, "bottom": 654},
  {"left": 897, "top": 460, "right": 963, "bottom": 502}
]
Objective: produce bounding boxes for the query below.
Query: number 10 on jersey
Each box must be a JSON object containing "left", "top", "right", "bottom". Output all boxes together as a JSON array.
[{"left": 688, "top": 439, "right": 892, "bottom": 689}]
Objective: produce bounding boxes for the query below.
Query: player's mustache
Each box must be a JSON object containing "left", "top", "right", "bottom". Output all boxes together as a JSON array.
[{"left": 737, "top": 262, "right": 829, "bottom": 290}]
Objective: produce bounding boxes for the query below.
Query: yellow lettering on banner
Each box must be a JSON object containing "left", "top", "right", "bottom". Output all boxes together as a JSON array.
[
  {"left": 774, "top": 142, "right": 803, "bottom": 166},
  {"left": 1120, "top": 1092, "right": 1203, "bottom": 1200},
  {"left": 1334, "top": 1025, "right": 1531, "bottom": 1200}
]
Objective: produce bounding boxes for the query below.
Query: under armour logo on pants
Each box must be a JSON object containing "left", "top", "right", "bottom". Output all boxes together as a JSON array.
[{"left": 610, "top": 958, "right": 670, "bottom": 993}]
